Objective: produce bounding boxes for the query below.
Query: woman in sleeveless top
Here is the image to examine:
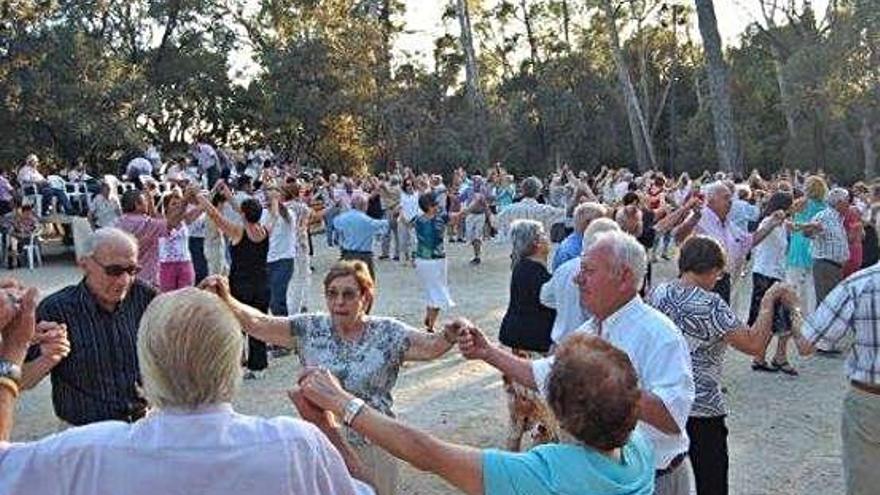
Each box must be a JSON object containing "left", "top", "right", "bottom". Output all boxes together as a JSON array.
[{"left": 197, "top": 185, "right": 270, "bottom": 378}]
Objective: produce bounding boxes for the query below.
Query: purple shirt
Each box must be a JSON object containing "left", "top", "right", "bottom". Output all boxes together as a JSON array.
[{"left": 695, "top": 206, "right": 753, "bottom": 273}]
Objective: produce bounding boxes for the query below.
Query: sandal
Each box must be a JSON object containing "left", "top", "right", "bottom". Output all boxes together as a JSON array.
[
  {"left": 771, "top": 360, "right": 799, "bottom": 376},
  {"left": 751, "top": 360, "right": 778, "bottom": 373}
]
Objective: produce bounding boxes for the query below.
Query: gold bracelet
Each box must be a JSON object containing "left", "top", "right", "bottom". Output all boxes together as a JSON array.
[{"left": 0, "top": 377, "right": 19, "bottom": 399}]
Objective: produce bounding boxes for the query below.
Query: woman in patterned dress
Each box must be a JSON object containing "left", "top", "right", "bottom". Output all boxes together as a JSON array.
[
  {"left": 199, "top": 260, "right": 463, "bottom": 495},
  {"left": 648, "top": 235, "right": 796, "bottom": 495}
]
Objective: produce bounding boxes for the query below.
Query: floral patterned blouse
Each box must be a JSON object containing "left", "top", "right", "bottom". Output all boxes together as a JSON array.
[{"left": 289, "top": 314, "right": 413, "bottom": 422}]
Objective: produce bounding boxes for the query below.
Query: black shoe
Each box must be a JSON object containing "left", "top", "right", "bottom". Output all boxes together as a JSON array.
[
  {"left": 378, "top": 255, "right": 389, "bottom": 260},
  {"left": 816, "top": 348, "right": 843, "bottom": 357},
  {"left": 469, "top": 257, "right": 481, "bottom": 265}
]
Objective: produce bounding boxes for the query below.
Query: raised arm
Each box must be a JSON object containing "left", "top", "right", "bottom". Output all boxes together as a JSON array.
[
  {"left": 196, "top": 194, "right": 244, "bottom": 244},
  {"left": 199, "top": 276, "right": 294, "bottom": 348}
]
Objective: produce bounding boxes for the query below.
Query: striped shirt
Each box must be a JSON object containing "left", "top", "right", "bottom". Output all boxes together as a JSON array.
[
  {"left": 803, "top": 263, "right": 880, "bottom": 384},
  {"left": 28, "top": 280, "right": 157, "bottom": 425},
  {"left": 811, "top": 207, "right": 849, "bottom": 264}
]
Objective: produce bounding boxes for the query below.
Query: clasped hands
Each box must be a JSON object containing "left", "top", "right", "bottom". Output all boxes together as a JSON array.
[{"left": 0, "top": 279, "right": 69, "bottom": 365}]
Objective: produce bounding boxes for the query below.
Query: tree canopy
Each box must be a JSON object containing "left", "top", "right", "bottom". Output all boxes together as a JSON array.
[{"left": 0, "top": 0, "right": 876, "bottom": 182}]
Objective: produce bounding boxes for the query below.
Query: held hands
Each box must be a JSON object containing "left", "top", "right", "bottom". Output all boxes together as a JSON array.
[
  {"left": 0, "top": 283, "right": 39, "bottom": 364},
  {"left": 198, "top": 275, "right": 233, "bottom": 302},
  {"left": 294, "top": 367, "right": 354, "bottom": 418},
  {"left": 34, "top": 321, "right": 70, "bottom": 365},
  {"left": 454, "top": 319, "right": 493, "bottom": 361}
]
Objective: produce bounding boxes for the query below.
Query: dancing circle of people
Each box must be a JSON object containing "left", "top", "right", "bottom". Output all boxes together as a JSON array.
[{"left": 0, "top": 147, "right": 878, "bottom": 495}]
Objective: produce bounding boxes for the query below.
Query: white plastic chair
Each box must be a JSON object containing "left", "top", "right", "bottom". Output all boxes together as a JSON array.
[
  {"left": 20, "top": 184, "right": 43, "bottom": 216},
  {"left": 23, "top": 228, "right": 43, "bottom": 270}
]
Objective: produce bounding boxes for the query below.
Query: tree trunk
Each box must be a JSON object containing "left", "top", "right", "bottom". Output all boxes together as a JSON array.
[
  {"left": 694, "top": 0, "right": 742, "bottom": 175},
  {"left": 455, "top": 0, "right": 490, "bottom": 165},
  {"left": 769, "top": 44, "right": 797, "bottom": 139},
  {"left": 520, "top": 0, "right": 540, "bottom": 65},
  {"left": 862, "top": 115, "right": 876, "bottom": 180},
  {"left": 561, "top": 0, "right": 571, "bottom": 49},
  {"left": 601, "top": 0, "right": 656, "bottom": 171}
]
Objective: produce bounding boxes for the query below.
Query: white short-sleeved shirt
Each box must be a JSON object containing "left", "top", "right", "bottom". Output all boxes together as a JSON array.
[
  {"left": 0, "top": 404, "right": 373, "bottom": 495},
  {"left": 531, "top": 296, "right": 694, "bottom": 469},
  {"left": 752, "top": 217, "right": 788, "bottom": 280},
  {"left": 263, "top": 202, "right": 298, "bottom": 263}
]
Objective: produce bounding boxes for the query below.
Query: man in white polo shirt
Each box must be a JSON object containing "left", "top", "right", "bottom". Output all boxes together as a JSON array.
[{"left": 459, "top": 230, "right": 695, "bottom": 495}]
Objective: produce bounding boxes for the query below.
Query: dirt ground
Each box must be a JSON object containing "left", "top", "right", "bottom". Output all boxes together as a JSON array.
[{"left": 9, "top": 237, "right": 847, "bottom": 494}]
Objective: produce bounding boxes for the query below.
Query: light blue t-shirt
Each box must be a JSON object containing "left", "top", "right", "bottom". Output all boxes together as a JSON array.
[{"left": 482, "top": 431, "right": 655, "bottom": 495}]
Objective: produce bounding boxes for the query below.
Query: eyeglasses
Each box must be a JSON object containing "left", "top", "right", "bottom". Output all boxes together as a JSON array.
[
  {"left": 324, "top": 288, "right": 361, "bottom": 302},
  {"left": 91, "top": 258, "right": 141, "bottom": 277}
]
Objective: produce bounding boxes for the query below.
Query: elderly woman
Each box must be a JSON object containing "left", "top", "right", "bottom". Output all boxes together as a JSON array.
[
  {"left": 200, "top": 260, "right": 462, "bottom": 495},
  {"left": 412, "top": 192, "right": 460, "bottom": 332},
  {"left": 648, "top": 235, "right": 795, "bottom": 495},
  {"left": 0, "top": 286, "right": 371, "bottom": 495},
  {"left": 786, "top": 175, "right": 828, "bottom": 314},
  {"left": 293, "top": 332, "right": 655, "bottom": 495},
  {"left": 196, "top": 190, "right": 269, "bottom": 379},
  {"left": 497, "top": 220, "right": 557, "bottom": 450}
]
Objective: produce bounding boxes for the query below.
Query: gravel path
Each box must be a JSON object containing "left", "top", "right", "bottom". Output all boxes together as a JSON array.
[{"left": 9, "top": 238, "right": 846, "bottom": 494}]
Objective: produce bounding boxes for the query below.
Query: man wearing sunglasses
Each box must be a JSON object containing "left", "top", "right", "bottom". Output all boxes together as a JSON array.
[{"left": 21, "top": 227, "right": 157, "bottom": 427}]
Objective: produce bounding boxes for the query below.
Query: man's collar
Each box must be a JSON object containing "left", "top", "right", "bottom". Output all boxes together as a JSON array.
[{"left": 597, "top": 295, "right": 643, "bottom": 333}]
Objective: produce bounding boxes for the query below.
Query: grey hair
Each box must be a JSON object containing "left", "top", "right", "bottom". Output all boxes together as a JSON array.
[
  {"left": 80, "top": 227, "right": 138, "bottom": 258},
  {"left": 521, "top": 176, "right": 543, "bottom": 198},
  {"left": 588, "top": 230, "right": 647, "bottom": 291},
  {"left": 573, "top": 202, "right": 608, "bottom": 233},
  {"left": 826, "top": 187, "right": 850, "bottom": 206},
  {"left": 138, "top": 288, "right": 243, "bottom": 410},
  {"left": 581, "top": 218, "right": 621, "bottom": 253},
  {"left": 703, "top": 181, "right": 730, "bottom": 199},
  {"left": 510, "top": 219, "right": 545, "bottom": 268}
]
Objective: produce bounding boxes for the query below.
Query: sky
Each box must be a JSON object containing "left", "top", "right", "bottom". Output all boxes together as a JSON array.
[{"left": 231, "top": 0, "right": 830, "bottom": 81}]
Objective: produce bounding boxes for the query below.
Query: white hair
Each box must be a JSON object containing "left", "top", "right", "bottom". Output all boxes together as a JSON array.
[
  {"left": 138, "top": 288, "right": 242, "bottom": 409},
  {"left": 573, "top": 202, "right": 607, "bottom": 233},
  {"left": 826, "top": 187, "right": 850, "bottom": 207},
  {"left": 510, "top": 219, "right": 544, "bottom": 267},
  {"left": 581, "top": 218, "right": 621, "bottom": 253},
  {"left": 588, "top": 230, "right": 647, "bottom": 290},
  {"left": 80, "top": 227, "right": 138, "bottom": 258},
  {"left": 703, "top": 181, "right": 730, "bottom": 199}
]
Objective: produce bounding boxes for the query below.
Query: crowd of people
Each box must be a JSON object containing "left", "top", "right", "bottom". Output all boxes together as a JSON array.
[{"left": 0, "top": 144, "right": 878, "bottom": 495}]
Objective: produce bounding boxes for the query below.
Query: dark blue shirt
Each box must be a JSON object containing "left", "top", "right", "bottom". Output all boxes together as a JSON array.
[{"left": 28, "top": 279, "right": 157, "bottom": 425}]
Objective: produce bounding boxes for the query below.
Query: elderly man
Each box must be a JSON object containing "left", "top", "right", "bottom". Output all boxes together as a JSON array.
[
  {"left": 23, "top": 228, "right": 157, "bottom": 425},
  {"left": 377, "top": 175, "right": 401, "bottom": 260},
  {"left": 0, "top": 286, "right": 372, "bottom": 495},
  {"left": 673, "top": 181, "right": 785, "bottom": 303},
  {"left": 541, "top": 218, "right": 620, "bottom": 345},
  {"left": 791, "top": 262, "right": 880, "bottom": 495},
  {"left": 551, "top": 202, "right": 607, "bottom": 270},
  {"left": 333, "top": 194, "right": 389, "bottom": 282},
  {"left": 191, "top": 139, "right": 220, "bottom": 188},
  {"left": 495, "top": 176, "right": 564, "bottom": 243},
  {"left": 294, "top": 333, "right": 655, "bottom": 495},
  {"left": 17, "top": 154, "right": 72, "bottom": 215},
  {"left": 803, "top": 187, "right": 851, "bottom": 306},
  {"left": 461, "top": 230, "right": 695, "bottom": 495}
]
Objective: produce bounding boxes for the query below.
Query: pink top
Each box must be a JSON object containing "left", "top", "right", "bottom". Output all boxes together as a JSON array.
[
  {"left": 695, "top": 206, "right": 753, "bottom": 273},
  {"left": 114, "top": 214, "right": 168, "bottom": 286}
]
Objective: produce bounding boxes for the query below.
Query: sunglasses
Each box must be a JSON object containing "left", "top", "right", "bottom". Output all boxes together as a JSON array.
[
  {"left": 324, "top": 288, "right": 361, "bottom": 302},
  {"left": 92, "top": 258, "right": 142, "bottom": 277}
]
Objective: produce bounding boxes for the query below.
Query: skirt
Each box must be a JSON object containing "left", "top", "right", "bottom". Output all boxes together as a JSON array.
[{"left": 414, "top": 258, "right": 455, "bottom": 310}]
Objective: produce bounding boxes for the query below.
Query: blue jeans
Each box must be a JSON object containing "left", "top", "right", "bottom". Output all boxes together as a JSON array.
[
  {"left": 41, "top": 186, "right": 72, "bottom": 215},
  {"left": 268, "top": 258, "right": 295, "bottom": 316}
]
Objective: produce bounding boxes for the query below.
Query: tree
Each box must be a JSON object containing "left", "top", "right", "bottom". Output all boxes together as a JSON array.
[{"left": 694, "top": 0, "right": 742, "bottom": 175}]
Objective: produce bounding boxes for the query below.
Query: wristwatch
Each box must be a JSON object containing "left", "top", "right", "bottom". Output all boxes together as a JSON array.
[{"left": 0, "top": 359, "right": 22, "bottom": 385}]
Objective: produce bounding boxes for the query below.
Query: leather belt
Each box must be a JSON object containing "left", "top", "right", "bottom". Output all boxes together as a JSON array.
[
  {"left": 655, "top": 452, "right": 687, "bottom": 478},
  {"left": 851, "top": 380, "right": 880, "bottom": 396}
]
